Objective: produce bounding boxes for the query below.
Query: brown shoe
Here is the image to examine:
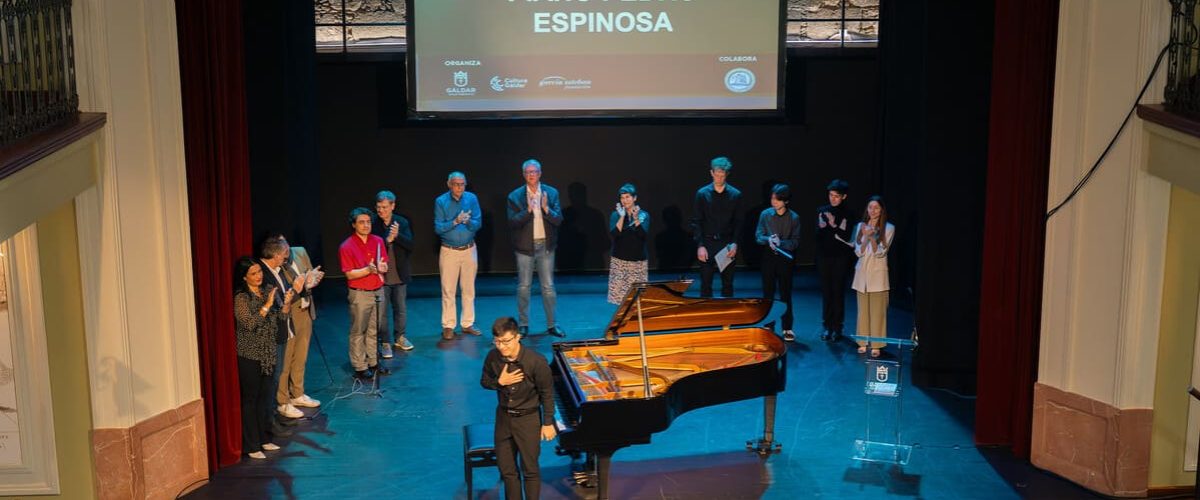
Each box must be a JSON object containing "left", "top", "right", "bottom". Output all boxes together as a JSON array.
[
  {"left": 462, "top": 325, "right": 482, "bottom": 336},
  {"left": 441, "top": 327, "right": 455, "bottom": 340}
]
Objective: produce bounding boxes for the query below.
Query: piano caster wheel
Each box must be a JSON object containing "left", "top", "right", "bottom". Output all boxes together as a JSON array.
[{"left": 746, "top": 439, "right": 782, "bottom": 457}]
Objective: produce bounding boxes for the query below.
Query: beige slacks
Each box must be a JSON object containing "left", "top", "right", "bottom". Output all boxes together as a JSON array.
[
  {"left": 856, "top": 291, "right": 888, "bottom": 349},
  {"left": 440, "top": 245, "right": 478, "bottom": 329},
  {"left": 276, "top": 307, "right": 313, "bottom": 404}
]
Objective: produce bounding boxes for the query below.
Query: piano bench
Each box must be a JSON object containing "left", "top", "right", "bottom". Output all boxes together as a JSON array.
[{"left": 463, "top": 423, "right": 498, "bottom": 496}]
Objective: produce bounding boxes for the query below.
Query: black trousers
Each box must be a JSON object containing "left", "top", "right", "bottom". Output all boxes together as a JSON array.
[
  {"left": 495, "top": 408, "right": 541, "bottom": 499},
  {"left": 378, "top": 282, "right": 407, "bottom": 343},
  {"left": 698, "top": 240, "right": 735, "bottom": 298},
  {"left": 818, "top": 253, "right": 852, "bottom": 332},
  {"left": 761, "top": 251, "right": 794, "bottom": 330},
  {"left": 237, "top": 356, "right": 274, "bottom": 454}
]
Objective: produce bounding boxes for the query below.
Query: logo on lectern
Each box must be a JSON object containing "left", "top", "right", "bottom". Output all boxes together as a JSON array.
[{"left": 875, "top": 364, "right": 889, "bottom": 383}]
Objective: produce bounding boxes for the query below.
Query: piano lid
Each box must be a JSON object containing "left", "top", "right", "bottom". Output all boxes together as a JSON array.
[{"left": 604, "top": 280, "right": 773, "bottom": 340}]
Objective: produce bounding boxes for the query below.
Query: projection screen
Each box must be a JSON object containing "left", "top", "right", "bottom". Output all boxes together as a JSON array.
[{"left": 406, "top": 0, "right": 786, "bottom": 118}]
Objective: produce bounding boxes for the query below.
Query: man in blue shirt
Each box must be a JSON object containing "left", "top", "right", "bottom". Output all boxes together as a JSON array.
[{"left": 434, "top": 171, "right": 483, "bottom": 340}]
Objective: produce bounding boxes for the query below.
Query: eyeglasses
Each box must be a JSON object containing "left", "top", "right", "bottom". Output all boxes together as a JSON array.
[
  {"left": 493, "top": 336, "right": 519, "bottom": 346},
  {"left": 449, "top": 181, "right": 467, "bottom": 187}
]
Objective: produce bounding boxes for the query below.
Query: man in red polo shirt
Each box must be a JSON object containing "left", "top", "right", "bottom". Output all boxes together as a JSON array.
[{"left": 339, "top": 207, "right": 391, "bottom": 380}]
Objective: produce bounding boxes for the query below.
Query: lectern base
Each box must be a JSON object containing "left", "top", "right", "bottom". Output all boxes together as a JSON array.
[{"left": 852, "top": 439, "right": 912, "bottom": 465}]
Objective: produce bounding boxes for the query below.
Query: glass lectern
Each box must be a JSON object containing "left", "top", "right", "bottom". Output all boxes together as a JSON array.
[{"left": 848, "top": 335, "right": 918, "bottom": 465}]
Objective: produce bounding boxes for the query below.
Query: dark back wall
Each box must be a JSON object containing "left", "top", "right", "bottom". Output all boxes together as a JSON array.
[{"left": 311, "top": 54, "right": 882, "bottom": 276}]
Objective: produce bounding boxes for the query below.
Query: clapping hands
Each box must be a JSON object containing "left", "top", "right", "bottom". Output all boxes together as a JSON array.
[{"left": 387, "top": 221, "right": 399, "bottom": 242}]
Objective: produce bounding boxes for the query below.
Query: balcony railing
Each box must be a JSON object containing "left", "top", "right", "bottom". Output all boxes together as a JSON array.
[
  {"left": 1166, "top": 0, "right": 1199, "bottom": 119},
  {"left": 0, "top": 0, "right": 78, "bottom": 147}
]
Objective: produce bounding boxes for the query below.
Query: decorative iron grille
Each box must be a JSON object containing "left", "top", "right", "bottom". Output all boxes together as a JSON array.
[
  {"left": 787, "top": 0, "right": 879, "bottom": 47},
  {"left": 1166, "top": 0, "right": 1199, "bottom": 119},
  {"left": 316, "top": 0, "right": 406, "bottom": 53},
  {"left": 0, "top": 0, "right": 78, "bottom": 146}
]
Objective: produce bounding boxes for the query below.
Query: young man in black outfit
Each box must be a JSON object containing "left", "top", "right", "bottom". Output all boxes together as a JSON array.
[
  {"left": 480, "top": 317, "right": 556, "bottom": 499},
  {"left": 816, "top": 179, "right": 855, "bottom": 341},
  {"left": 756, "top": 184, "right": 802, "bottom": 341},
  {"left": 690, "top": 156, "right": 743, "bottom": 298}
]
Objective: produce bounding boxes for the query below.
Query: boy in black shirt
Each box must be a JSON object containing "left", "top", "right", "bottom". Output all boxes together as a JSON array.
[
  {"left": 816, "top": 180, "right": 855, "bottom": 341},
  {"left": 755, "top": 184, "right": 802, "bottom": 341},
  {"left": 480, "top": 317, "right": 556, "bottom": 499},
  {"left": 690, "top": 156, "right": 743, "bottom": 297}
]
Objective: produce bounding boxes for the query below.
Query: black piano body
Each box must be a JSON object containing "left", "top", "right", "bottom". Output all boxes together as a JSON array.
[{"left": 551, "top": 280, "right": 786, "bottom": 499}]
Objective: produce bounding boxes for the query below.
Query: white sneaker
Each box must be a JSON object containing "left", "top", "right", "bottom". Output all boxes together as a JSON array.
[
  {"left": 277, "top": 403, "right": 303, "bottom": 418},
  {"left": 261, "top": 443, "right": 280, "bottom": 451},
  {"left": 291, "top": 394, "right": 321, "bottom": 408},
  {"left": 248, "top": 451, "right": 266, "bottom": 459}
]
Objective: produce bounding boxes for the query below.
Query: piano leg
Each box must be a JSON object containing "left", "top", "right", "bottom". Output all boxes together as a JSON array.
[
  {"left": 747, "top": 395, "right": 782, "bottom": 456},
  {"left": 595, "top": 450, "right": 613, "bottom": 500}
]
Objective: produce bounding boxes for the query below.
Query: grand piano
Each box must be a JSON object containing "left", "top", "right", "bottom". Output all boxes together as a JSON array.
[{"left": 552, "top": 280, "right": 787, "bottom": 499}]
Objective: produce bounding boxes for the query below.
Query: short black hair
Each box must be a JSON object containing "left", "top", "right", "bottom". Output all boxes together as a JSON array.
[
  {"left": 348, "top": 207, "right": 372, "bottom": 225},
  {"left": 376, "top": 190, "right": 396, "bottom": 203},
  {"left": 492, "top": 316, "right": 519, "bottom": 337},
  {"left": 618, "top": 183, "right": 637, "bottom": 197},
  {"left": 826, "top": 179, "right": 850, "bottom": 195},
  {"left": 771, "top": 183, "right": 791, "bottom": 203}
]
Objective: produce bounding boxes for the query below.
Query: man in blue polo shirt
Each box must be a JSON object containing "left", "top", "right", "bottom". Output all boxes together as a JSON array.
[{"left": 434, "top": 171, "right": 483, "bottom": 340}]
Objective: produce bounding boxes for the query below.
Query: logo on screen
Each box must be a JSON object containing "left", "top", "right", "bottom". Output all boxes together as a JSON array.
[
  {"left": 539, "top": 76, "right": 566, "bottom": 88},
  {"left": 724, "top": 68, "right": 756, "bottom": 93},
  {"left": 490, "top": 76, "right": 529, "bottom": 93},
  {"left": 446, "top": 71, "right": 477, "bottom": 96}
]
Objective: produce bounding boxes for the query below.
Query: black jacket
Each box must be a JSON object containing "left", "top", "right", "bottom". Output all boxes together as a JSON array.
[
  {"left": 506, "top": 184, "right": 563, "bottom": 255},
  {"left": 371, "top": 213, "right": 413, "bottom": 284}
]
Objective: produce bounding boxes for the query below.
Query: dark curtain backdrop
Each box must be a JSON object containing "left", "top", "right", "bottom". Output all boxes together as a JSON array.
[
  {"left": 880, "top": 0, "right": 995, "bottom": 394},
  {"left": 308, "top": 54, "right": 882, "bottom": 276},
  {"left": 974, "top": 0, "right": 1058, "bottom": 457},
  {"left": 244, "top": 0, "right": 322, "bottom": 254},
  {"left": 176, "top": 0, "right": 254, "bottom": 470}
]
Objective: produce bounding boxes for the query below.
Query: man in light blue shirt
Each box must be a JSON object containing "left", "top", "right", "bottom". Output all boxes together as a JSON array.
[{"left": 434, "top": 171, "right": 483, "bottom": 340}]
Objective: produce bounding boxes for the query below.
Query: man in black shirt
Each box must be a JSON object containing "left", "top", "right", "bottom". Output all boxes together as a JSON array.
[
  {"left": 371, "top": 190, "right": 415, "bottom": 357},
  {"left": 756, "top": 184, "right": 802, "bottom": 342},
  {"left": 690, "top": 156, "right": 743, "bottom": 298},
  {"left": 480, "top": 317, "right": 556, "bottom": 499},
  {"left": 816, "top": 179, "right": 855, "bottom": 341}
]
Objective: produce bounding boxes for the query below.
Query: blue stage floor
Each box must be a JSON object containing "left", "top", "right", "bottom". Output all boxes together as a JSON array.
[{"left": 184, "top": 271, "right": 1100, "bottom": 499}]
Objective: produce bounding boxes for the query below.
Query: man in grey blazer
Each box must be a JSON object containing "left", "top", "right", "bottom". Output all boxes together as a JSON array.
[
  {"left": 278, "top": 241, "right": 324, "bottom": 416},
  {"left": 506, "top": 159, "right": 565, "bottom": 337}
]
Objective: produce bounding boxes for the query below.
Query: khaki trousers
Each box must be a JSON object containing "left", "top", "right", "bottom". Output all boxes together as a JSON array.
[
  {"left": 856, "top": 291, "right": 888, "bottom": 348},
  {"left": 276, "top": 307, "right": 313, "bottom": 404},
  {"left": 439, "top": 245, "right": 477, "bottom": 328}
]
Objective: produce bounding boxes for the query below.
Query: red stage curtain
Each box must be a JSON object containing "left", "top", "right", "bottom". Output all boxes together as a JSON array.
[
  {"left": 176, "top": 0, "right": 253, "bottom": 470},
  {"left": 975, "top": 0, "right": 1059, "bottom": 457}
]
